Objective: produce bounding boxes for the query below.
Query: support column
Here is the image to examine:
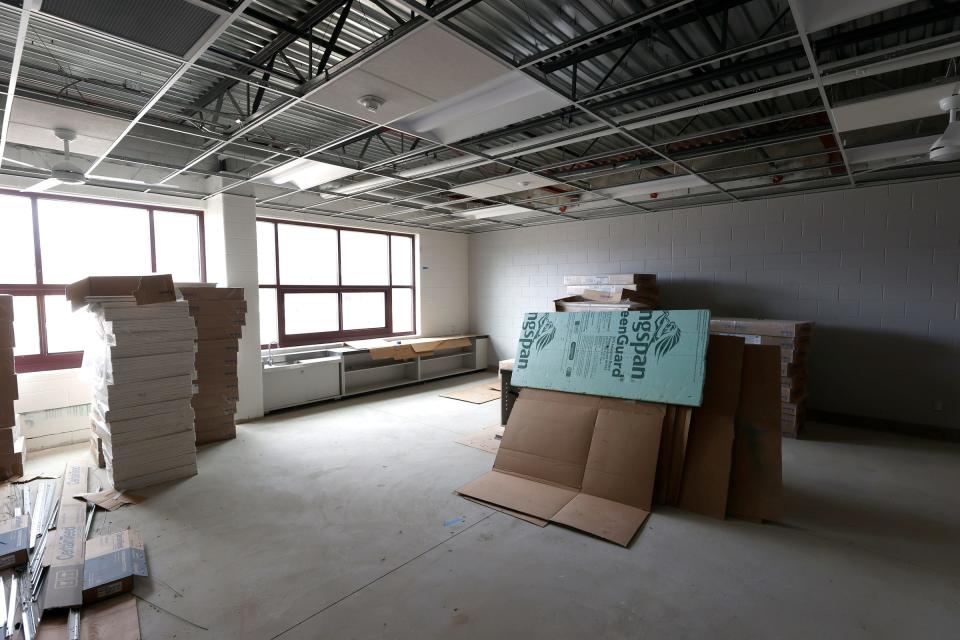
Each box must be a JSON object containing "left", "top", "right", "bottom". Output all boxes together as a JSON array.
[{"left": 204, "top": 182, "right": 264, "bottom": 420}]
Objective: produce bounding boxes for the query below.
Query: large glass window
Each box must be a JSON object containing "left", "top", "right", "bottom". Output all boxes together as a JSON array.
[
  {"left": 257, "top": 220, "right": 416, "bottom": 346},
  {"left": 0, "top": 192, "right": 204, "bottom": 372}
]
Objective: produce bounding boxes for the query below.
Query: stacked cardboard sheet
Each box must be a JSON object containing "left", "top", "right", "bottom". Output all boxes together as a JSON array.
[
  {"left": 710, "top": 317, "right": 814, "bottom": 437},
  {"left": 0, "top": 295, "right": 24, "bottom": 480},
  {"left": 178, "top": 287, "right": 246, "bottom": 444},
  {"left": 560, "top": 274, "right": 659, "bottom": 309},
  {"left": 67, "top": 276, "right": 199, "bottom": 490}
]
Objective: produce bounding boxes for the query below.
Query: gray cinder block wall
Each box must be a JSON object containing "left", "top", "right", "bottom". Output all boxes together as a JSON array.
[{"left": 468, "top": 178, "right": 960, "bottom": 431}]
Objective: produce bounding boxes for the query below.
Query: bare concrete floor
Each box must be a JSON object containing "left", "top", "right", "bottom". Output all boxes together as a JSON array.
[{"left": 27, "top": 372, "right": 960, "bottom": 639}]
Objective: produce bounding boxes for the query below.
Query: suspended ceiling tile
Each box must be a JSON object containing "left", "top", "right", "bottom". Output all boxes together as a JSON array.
[
  {"left": 833, "top": 83, "right": 954, "bottom": 132},
  {"left": 6, "top": 98, "right": 130, "bottom": 157},
  {"left": 450, "top": 172, "right": 560, "bottom": 198}
]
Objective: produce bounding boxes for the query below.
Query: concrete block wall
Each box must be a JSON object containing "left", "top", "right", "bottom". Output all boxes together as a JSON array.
[{"left": 468, "top": 178, "right": 960, "bottom": 431}]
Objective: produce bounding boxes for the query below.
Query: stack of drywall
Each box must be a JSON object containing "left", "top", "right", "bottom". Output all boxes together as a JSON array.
[
  {"left": 0, "top": 295, "right": 24, "bottom": 479},
  {"left": 562, "top": 274, "right": 659, "bottom": 308},
  {"left": 68, "top": 276, "right": 198, "bottom": 490},
  {"left": 710, "top": 318, "right": 814, "bottom": 437},
  {"left": 178, "top": 287, "right": 245, "bottom": 444}
]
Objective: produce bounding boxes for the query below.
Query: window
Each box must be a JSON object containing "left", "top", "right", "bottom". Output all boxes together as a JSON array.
[
  {"left": 257, "top": 219, "right": 415, "bottom": 346},
  {"left": 0, "top": 191, "right": 205, "bottom": 372}
]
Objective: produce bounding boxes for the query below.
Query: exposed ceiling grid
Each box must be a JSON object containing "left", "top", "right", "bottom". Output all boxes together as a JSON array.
[{"left": 0, "top": 0, "right": 957, "bottom": 232}]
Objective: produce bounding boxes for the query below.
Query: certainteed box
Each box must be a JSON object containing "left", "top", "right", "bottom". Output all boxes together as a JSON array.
[
  {"left": 82, "top": 529, "right": 148, "bottom": 604},
  {"left": 0, "top": 515, "right": 31, "bottom": 569},
  {"left": 510, "top": 310, "right": 711, "bottom": 406}
]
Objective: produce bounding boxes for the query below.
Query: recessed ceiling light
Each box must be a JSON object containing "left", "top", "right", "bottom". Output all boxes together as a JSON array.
[
  {"left": 456, "top": 203, "right": 541, "bottom": 219},
  {"left": 258, "top": 158, "right": 357, "bottom": 190}
]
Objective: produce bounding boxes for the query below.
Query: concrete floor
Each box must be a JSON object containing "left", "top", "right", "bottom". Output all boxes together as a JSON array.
[{"left": 27, "top": 372, "right": 960, "bottom": 639}]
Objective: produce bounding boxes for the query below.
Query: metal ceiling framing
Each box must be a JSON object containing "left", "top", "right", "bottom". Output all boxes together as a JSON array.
[{"left": 0, "top": 0, "right": 958, "bottom": 233}]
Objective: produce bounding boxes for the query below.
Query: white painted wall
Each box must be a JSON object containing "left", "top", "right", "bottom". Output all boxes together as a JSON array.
[{"left": 468, "top": 178, "right": 960, "bottom": 430}]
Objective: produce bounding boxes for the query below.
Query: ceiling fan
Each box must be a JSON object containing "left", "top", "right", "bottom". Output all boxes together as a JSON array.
[{"left": 5, "top": 128, "right": 178, "bottom": 193}]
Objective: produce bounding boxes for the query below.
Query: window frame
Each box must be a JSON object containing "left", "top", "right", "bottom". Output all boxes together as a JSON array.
[
  {"left": 0, "top": 189, "right": 205, "bottom": 373},
  {"left": 257, "top": 218, "right": 416, "bottom": 347}
]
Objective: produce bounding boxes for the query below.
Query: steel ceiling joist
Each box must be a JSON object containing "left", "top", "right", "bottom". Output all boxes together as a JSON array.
[{"left": 85, "top": 0, "right": 257, "bottom": 176}]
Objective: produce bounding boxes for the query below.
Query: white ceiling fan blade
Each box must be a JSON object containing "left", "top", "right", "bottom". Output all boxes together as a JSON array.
[
  {"left": 86, "top": 175, "right": 181, "bottom": 189},
  {"left": 2, "top": 156, "right": 39, "bottom": 169},
  {"left": 22, "top": 177, "right": 63, "bottom": 193}
]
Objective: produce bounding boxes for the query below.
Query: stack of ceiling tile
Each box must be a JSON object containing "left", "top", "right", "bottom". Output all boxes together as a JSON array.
[
  {"left": 709, "top": 318, "right": 814, "bottom": 437},
  {"left": 80, "top": 289, "right": 198, "bottom": 490},
  {"left": 0, "top": 295, "right": 24, "bottom": 479},
  {"left": 178, "top": 287, "right": 246, "bottom": 444},
  {"left": 561, "top": 274, "right": 659, "bottom": 308}
]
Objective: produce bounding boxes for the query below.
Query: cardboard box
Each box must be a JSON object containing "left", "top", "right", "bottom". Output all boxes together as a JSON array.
[
  {"left": 0, "top": 515, "right": 30, "bottom": 569},
  {"left": 458, "top": 388, "right": 665, "bottom": 546},
  {"left": 82, "top": 530, "right": 148, "bottom": 605},
  {"left": 509, "top": 310, "right": 711, "bottom": 406},
  {"left": 553, "top": 293, "right": 651, "bottom": 312},
  {"left": 563, "top": 274, "right": 657, "bottom": 286},
  {"left": 0, "top": 324, "right": 14, "bottom": 349},
  {"left": 177, "top": 286, "right": 245, "bottom": 300},
  {"left": 0, "top": 399, "right": 14, "bottom": 428},
  {"left": 709, "top": 317, "right": 814, "bottom": 338},
  {"left": 0, "top": 348, "right": 13, "bottom": 377},
  {"left": 65, "top": 275, "right": 177, "bottom": 311},
  {"left": 42, "top": 461, "right": 89, "bottom": 611},
  {"left": 346, "top": 336, "right": 473, "bottom": 361},
  {"left": 0, "top": 295, "right": 12, "bottom": 322}
]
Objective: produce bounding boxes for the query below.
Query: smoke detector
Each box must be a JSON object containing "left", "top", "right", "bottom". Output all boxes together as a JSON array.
[
  {"left": 358, "top": 95, "right": 385, "bottom": 113},
  {"left": 930, "top": 95, "right": 960, "bottom": 162}
]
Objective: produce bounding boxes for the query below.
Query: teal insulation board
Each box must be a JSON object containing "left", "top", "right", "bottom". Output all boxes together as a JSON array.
[{"left": 511, "top": 309, "right": 711, "bottom": 406}]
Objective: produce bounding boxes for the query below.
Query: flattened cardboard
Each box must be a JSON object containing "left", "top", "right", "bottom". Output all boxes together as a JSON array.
[
  {"left": 80, "top": 593, "right": 141, "bottom": 640},
  {"left": 440, "top": 385, "right": 501, "bottom": 404},
  {"left": 727, "top": 345, "right": 783, "bottom": 523},
  {"left": 0, "top": 323, "right": 14, "bottom": 349},
  {"left": 458, "top": 389, "right": 666, "bottom": 545},
  {"left": 461, "top": 496, "right": 548, "bottom": 527},
  {"left": 510, "top": 310, "right": 710, "bottom": 406},
  {"left": 0, "top": 373, "right": 17, "bottom": 401},
  {"left": 82, "top": 529, "right": 148, "bottom": 604},
  {"left": 454, "top": 425, "right": 502, "bottom": 454},
  {"left": 552, "top": 400, "right": 664, "bottom": 546},
  {"left": 677, "top": 335, "right": 744, "bottom": 520},
  {"left": 65, "top": 275, "right": 176, "bottom": 311},
  {"left": 347, "top": 336, "right": 473, "bottom": 360},
  {"left": 75, "top": 489, "right": 144, "bottom": 512},
  {"left": 710, "top": 317, "right": 813, "bottom": 338}
]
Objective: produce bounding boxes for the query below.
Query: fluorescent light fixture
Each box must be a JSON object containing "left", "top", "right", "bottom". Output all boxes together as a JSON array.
[
  {"left": 451, "top": 172, "right": 560, "bottom": 198},
  {"left": 456, "top": 203, "right": 541, "bottom": 219},
  {"left": 393, "top": 71, "right": 570, "bottom": 144},
  {"left": 259, "top": 158, "right": 357, "bottom": 190},
  {"left": 601, "top": 175, "right": 709, "bottom": 200}
]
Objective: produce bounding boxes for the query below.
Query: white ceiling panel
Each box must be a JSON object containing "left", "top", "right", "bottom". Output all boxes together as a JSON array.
[
  {"left": 451, "top": 171, "right": 560, "bottom": 198},
  {"left": 7, "top": 98, "right": 129, "bottom": 157},
  {"left": 833, "top": 83, "right": 955, "bottom": 132}
]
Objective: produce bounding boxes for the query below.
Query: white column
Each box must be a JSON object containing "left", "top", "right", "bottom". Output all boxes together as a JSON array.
[{"left": 204, "top": 183, "right": 264, "bottom": 420}]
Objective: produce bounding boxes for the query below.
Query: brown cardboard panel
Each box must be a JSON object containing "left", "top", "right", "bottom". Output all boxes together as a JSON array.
[
  {"left": 665, "top": 407, "right": 692, "bottom": 505},
  {"left": 0, "top": 323, "right": 15, "bottom": 349},
  {"left": 458, "top": 470, "right": 579, "bottom": 521},
  {"left": 454, "top": 425, "right": 502, "bottom": 454},
  {"left": 0, "top": 399, "right": 14, "bottom": 428},
  {"left": 551, "top": 493, "right": 650, "bottom": 547},
  {"left": 710, "top": 317, "right": 814, "bottom": 337},
  {"left": 461, "top": 496, "right": 548, "bottom": 527},
  {"left": 0, "top": 348, "right": 13, "bottom": 376},
  {"left": 177, "top": 286, "right": 245, "bottom": 300},
  {"left": 654, "top": 406, "right": 677, "bottom": 504},
  {"left": 579, "top": 399, "right": 664, "bottom": 510},
  {"left": 0, "top": 295, "right": 11, "bottom": 320},
  {"left": 728, "top": 345, "right": 783, "bottom": 523},
  {"left": 494, "top": 389, "right": 598, "bottom": 489},
  {"left": 0, "top": 373, "right": 18, "bottom": 401},
  {"left": 65, "top": 275, "right": 176, "bottom": 310},
  {"left": 80, "top": 593, "right": 141, "bottom": 640},
  {"left": 440, "top": 385, "right": 501, "bottom": 404},
  {"left": 677, "top": 335, "right": 744, "bottom": 519}
]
